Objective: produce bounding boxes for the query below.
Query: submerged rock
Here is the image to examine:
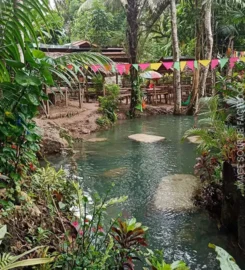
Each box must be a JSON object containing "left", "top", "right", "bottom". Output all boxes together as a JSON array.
[
  {"left": 87, "top": 138, "right": 107, "bottom": 142},
  {"left": 103, "top": 167, "right": 127, "bottom": 178},
  {"left": 154, "top": 174, "right": 200, "bottom": 211},
  {"left": 187, "top": 136, "right": 202, "bottom": 144},
  {"left": 128, "top": 133, "right": 165, "bottom": 143}
]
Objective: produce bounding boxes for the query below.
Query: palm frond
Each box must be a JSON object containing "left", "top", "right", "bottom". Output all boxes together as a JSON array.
[{"left": 0, "top": 0, "right": 50, "bottom": 81}]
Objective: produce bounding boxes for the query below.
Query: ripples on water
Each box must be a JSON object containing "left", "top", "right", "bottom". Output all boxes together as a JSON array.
[{"left": 49, "top": 116, "right": 244, "bottom": 270}]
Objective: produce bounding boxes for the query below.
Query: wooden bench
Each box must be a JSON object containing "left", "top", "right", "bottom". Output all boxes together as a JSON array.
[
  {"left": 43, "top": 87, "right": 69, "bottom": 115},
  {"left": 145, "top": 89, "right": 169, "bottom": 104},
  {"left": 119, "top": 93, "right": 131, "bottom": 105}
]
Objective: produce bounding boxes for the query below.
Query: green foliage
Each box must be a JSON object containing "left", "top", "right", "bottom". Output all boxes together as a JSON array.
[
  {"left": 31, "top": 165, "right": 78, "bottom": 214},
  {"left": 35, "top": 11, "right": 68, "bottom": 44},
  {"left": 144, "top": 250, "right": 190, "bottom": 270},
  {"left": 0, "top": 245, "right": 53, "bottom": 270},
  {"left": 91, "top": 74, "right": 104, "bottom": 94},
  {"left": 209, "top": 243, "right": 241, "bottom": 270},
  {"left": 111, "top": 218, "right": 148, "bottom": 269},
  {"left": 98, "top": 84, "right": 120, "bottom": 124},
  {"left": 96, "top": 116, "right": 112, "bottom": 127},
  {"left": 72, "top": 0, "right": 126, "bottom": 46},
  {"left": 183, "top": 96, "right": 237, "bottom": 163},
  {"left": 54, "top": 186, "right": 129, "bottom": 269}
]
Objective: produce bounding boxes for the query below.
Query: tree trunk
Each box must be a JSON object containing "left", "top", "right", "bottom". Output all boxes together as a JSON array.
[
  {"left": 186, "top": 0, "right": 201, "bottom": 115},
  {"left": 199, "top": 0, "right": 213, "bottom": 97},
  {"left": 126, "top": 0, "right": 139, "bottom": 118},
  {"left": 170, "top": 0, "right": 181, "bottom": 115},
  {"left": 226, "top": 38, "right": 234, "bottom": 80}
]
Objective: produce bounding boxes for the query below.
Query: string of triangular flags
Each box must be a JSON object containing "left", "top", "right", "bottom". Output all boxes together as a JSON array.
[
  {"left": 233, "top": 51, "right": 245, "bottom": 57},
  {"left": 79, "top": 56, "right": 245, "bottom": 74}
]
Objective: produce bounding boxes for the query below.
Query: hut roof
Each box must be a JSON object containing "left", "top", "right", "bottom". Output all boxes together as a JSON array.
[{"left": 39, "top": 41, "right": 129, "bottom": 63}]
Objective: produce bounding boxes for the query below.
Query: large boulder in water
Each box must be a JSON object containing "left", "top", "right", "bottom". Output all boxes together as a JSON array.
[
  {"left": 154, "top": 174, "right": 200, "bottom": 211},
  {"left": 128, "top": 134, "right": 165, "bottom": 143}
]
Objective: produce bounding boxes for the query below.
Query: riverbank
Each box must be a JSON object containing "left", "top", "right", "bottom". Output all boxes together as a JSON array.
[{"left": 35, "top": 100, "right": 174, "bottom": 155}]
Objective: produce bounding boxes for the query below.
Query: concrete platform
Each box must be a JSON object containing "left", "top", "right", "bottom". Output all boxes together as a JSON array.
[{"left": 128, "top": 133, "right": 165, "bottom": 143}]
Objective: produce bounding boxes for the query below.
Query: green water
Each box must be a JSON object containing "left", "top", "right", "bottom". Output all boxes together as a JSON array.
[{"left": 50, "top": 115, "right": 244, "bottom": 269}]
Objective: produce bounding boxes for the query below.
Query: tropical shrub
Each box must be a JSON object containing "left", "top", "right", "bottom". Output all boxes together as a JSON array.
[
  {"left": 111, "top": 218, "right": 148, "bottom": 269},
  {"left": 98, "top": 84, "right": 120, "bottom": 124},
  {"left": 144, "top": 250, "right": 189, "bottom": 270}
]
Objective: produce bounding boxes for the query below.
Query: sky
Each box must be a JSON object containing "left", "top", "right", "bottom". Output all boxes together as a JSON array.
[{"left": 49, "top": 0, "right": 55, "bottom": 8}]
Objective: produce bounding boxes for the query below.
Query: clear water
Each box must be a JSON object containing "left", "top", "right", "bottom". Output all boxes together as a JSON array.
[{"left": 48, "top": 115, "right": 244, "bottom": 269}]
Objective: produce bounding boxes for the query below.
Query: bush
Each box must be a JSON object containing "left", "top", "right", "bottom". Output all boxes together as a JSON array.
[{"left": 98, "top": 84, "right": 120, "bottom": 124}]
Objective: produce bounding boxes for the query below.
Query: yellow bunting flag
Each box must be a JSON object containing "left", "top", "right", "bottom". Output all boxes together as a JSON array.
[
  {"left": 180, "top": 61, "right": 186, "bottom": 71},
  {"left": 199, "top": 60, "right": 211, "bottom": 67},
  {"left": 150, "top": 63, "right": 162, "bottom": 70},
  {"left": 240, "top": 57, "right": 245, "bottom": 63}
]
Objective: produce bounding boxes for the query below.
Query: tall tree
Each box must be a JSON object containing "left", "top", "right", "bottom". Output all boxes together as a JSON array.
[
  {"left": 170, "top": 0, "right": 182, "bottom": 115},
  {"left": 186, "top": 0, "right": 202, "bottom": 115},
  {"left": 199, "top": 0, "right": 213, "bottom": 97},
  {"left": 80, "top": 0, "right": 170, "bottom": 117}
]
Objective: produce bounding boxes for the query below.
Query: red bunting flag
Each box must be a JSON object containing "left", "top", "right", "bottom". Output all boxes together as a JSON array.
[
  {"left": 211, "top": 59, "right": 219, "bottom": 70},
  {"left": 186, "top": 61, "right": 194, "bottom": 71},
  {"left": 125, "top": 64, "right": 131, "bottom": 74},
  {"left": 91, "top": 65, "right": 101, "bottom": 72},
  {"left": 229, "top": 57, "right": 239, "bottom": 68},
  {"left": 116, "top": 64, "right": 125, "bottom": 75},
  {"left": 139, "top": 63, "right": 150, "bottom": 71},
  {"left": 162, "top": 62, "right": 173, "bottom": 70}
]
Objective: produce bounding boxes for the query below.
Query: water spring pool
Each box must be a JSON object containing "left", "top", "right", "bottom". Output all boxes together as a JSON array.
[{"left": 49, "top": 115, "right": 244, "bottom": 269}]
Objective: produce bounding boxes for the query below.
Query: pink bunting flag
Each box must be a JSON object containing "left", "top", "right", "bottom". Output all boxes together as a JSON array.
[
  {"left": 162, "top": 62, "right": 173, "bottom": 70},
  {"left": 186, "top": 61, "right": 194, "bottom": 71},
  {"left": 229, "top": 57, "right": 239, "bottom": 68},
  {"left": 139, "top": 63, "right": 150, "bottom": 71},
  {"left": 211, "top": 59, "right": 219, "bottom": 70},
  {"left": 116, "top": 64, "right": 125, "bottom": 75},
  {"left": 125, "top": 64, "right": 131, "bottom": 74},
  {"left": 91, "top": 65, "right": 101, "bottom": 72}
]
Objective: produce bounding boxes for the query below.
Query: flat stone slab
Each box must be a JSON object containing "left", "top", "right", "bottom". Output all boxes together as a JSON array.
[
  {"left": 187, "top": 136, "right": 202, "bottom": 144},
  {"left": 128, "top": 134, "right": 165, "bottom": 143},
  {"left": 154, "top": 174, "right": 200, "bottom": 211},
  {"left": 103, "top": 167, "right": 127, "bottom": 178},
  {"left": 87, "top": 138, "right": 107, "bottom": 142}
]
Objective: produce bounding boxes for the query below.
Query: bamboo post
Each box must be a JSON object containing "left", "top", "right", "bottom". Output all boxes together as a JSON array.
[
  {"left": 44, "top": 85, "right": 50, "bottom": 116},
  {"left": 103, "top": 76, "right": 106, "bottom": 96},
  {"left": 81, "top": 84, "right": 84, "bottom": 105},
  {"left": 78, "top": 83, "right": 82, "bottom": 109},
  {"left": 154, "top": 84, "right": 157, "bottom": 104},
  {"left": 65, "top": 87, "right": 68, "bottom": 106}
]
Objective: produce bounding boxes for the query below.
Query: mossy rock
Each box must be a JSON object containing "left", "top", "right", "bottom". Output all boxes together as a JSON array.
[{"left": 154, "top": 174, "right": 200, "bottom": 211}]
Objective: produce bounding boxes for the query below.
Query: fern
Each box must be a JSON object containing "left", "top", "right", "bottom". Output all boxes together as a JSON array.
[{"left": 0, "top": 253, "right": 15, "bottom": 269}]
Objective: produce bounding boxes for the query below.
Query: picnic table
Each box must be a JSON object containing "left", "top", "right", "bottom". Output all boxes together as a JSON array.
[
  {"left": 44, "top": 86, "right": 69, "bottom": 115},
  {"left": 118, "top": 88, "right": 131, "bottom": 105},
  {"left": 143, "top": 87, "right": 170, "bottom": 104}
]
